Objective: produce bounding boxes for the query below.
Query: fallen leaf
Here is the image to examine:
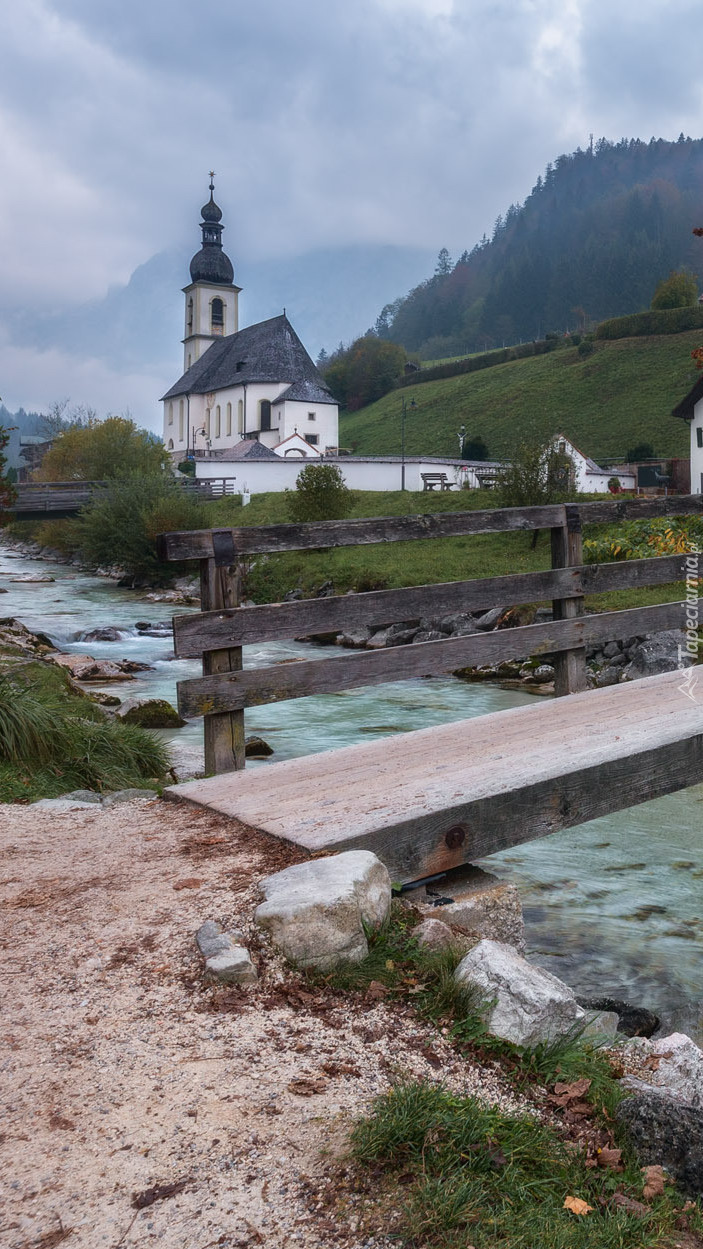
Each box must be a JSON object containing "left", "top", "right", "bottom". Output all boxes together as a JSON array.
[
  {"left": 321, "top": 1061, "right": 360, "bottom": 1077},
  {"left": 48, "top": 1113, "right": 76, "bottom": 1131},
  {"left": 172, "top": 878, "right": 202, "bottom": 891},
  {"left": 554, "top": 1078, "right": 592, "bottom": 1100},
  {"left": 596, "top": 1146, "right": 623, "bottom": 1171},
  {"left": 642, "top": 1164, "right": 666, "bottom": 1200},
  {"left": 612, "top": 1192, "right": 649, "bottom": 1217},
  {"left": 287, "top": 1077, "right": 328, "bottom": 1096},
  {"left": 365, "top": 980, "right": 389, "bottom": 1002},
  {"left": 132, "top": 1179, "right": 188, "bottom": 1209},
  {"left": 563, "top": 1195, "right": 594, "bottom": 1216}
]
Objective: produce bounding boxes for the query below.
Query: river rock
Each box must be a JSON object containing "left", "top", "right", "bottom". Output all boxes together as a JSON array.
[
  {"left": 245, "top": 735, "right": 274, "bottom": 758},
  {"left": 79, "top": 627, "right": 127, "bottom": 642},
  {"left": 255, "top": 850, "right": 391, "bottom": 970},
  {"left": 195, "top": 921, "right": 256, "bottom": 983},
  {"left": 616, "top": 1092, "right": 703, "bottom": 1197},
  {"left": 101, "top": 788, "right": 158, "bottom": 807},
  {"left": 623, "top": 1032, "right": 703, "bottom": 1107},
  {"left": 9, "top": 573, "right": 55, "bottom": 583},
  {"left": 60, "top": 789, "right": 103, "bottom": 804},
  {"left": 454, "top": 939, "right": 617, "bottom": 1047},
  {"left": 413, "top": 629, "right": 445, "bottom": 643},
  {"left": 30, "top": 797, "right": 100, "bottom": 811},
  {"left": 338, "top": 627, "right": 373, "bottom": 648},
  {"left": 595, "top": 667, "right": 620, "bottom": 687},
  {"left": 412, "top": 917, "right": 474, "bottom": 954},
  {"left": 416, "top": 866, "right": 525, "bottom": 953},
  {"left": 625, "top": 630, "right": 693, "bottom": 679},
  {"left": 116, "top": 698, "right": 186, "bottom": 728},
  {"left": 474, "top": 606, "right": 507, "bottom": 631},
  {"left": 577, "top": 996, "right": 659, "bottom": 1038}
]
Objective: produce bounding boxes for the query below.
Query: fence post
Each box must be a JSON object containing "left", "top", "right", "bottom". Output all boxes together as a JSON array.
[
  {"left": 199, "top": 532, "right": 246, "bottom": 774},
  {"left": 550, "top": 503, "right": 587, "bottom": 696}
]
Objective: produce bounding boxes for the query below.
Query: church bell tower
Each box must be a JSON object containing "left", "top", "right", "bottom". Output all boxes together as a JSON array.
[{"left": 182, "top": 174, "right": 240, "bottom": 371}]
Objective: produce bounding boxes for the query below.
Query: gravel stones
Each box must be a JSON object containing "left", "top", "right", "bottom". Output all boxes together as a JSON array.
[{"left": 255, "top": 850, "right": 391, "bottom": 970}]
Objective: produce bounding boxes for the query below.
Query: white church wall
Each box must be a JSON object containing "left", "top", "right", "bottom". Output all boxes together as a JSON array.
[
  {"left": 278, "top": 400, "right": 339, "bottom": 452},
  {"left": 194, "top": 456, "right": 478, "bottom": 495}
]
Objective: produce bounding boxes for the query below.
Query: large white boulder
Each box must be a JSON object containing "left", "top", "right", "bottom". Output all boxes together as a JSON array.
[
  {"left": 624, "top": 1033, "right": 703, "bottom": 1108},
  {"left": 255, "top": 851, "right": 391, "bottom": 970},
  {"left": 455, "top": 939, "right": 616, "bottom": 1047}
]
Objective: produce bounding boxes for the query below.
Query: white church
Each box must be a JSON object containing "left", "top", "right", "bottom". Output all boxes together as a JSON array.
[
  {"left": 161, "top": 178, "right": 339, "bottom": 461},
  {"left": 673, "top": 375, "right": 703, "bottom": 494}
]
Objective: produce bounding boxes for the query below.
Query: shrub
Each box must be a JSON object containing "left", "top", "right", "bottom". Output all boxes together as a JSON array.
[
  {"left": 577, "top": 339, "right": 595, "bottom": 357},
  {"left": 595, "top": 304, "right": 703, "bottom": 340},
  {"left": 495, "top": 440, "right": 576, "bottom": 510},
  {"left": 626, "top": 442, "right": 655, "bottom": 461},
  {"left": 286, "top": 463, "right": 354, "bottom": 522},
  {"left": 651, "top": 269, "right": 698, "bottom": 310},
  {"left": 34, "top": 415, "right": 167, "bottom": 481},
  {"left": 73, "top": 471, "right": 208, "bottom": 582},
  {"left": 583, "top": 516, "right": 703, "bottom": 562}
]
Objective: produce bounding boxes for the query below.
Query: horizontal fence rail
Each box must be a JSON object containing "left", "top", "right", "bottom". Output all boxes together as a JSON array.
[
  {"left": 172, "top": 553, "right": 692, "bottom": 656},
  {"left": 176, "top": 599, "right": 699, "bottom": 716},
  {"left": 157, "top": 495, "right": 703, "bottom": 560},
  {"left": 157, "top": 494, "right": 703, "bottom": 774}
]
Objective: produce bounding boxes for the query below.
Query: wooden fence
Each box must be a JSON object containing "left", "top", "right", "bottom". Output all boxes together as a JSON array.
[{"left": 157, "top": 495, "right": 703, "bottom": 775}]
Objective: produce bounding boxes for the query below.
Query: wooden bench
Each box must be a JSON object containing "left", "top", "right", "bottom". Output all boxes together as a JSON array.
[
  {"left": 157, "top": 495, "right": 703, "bottom": 879},
  {"left": 421, "top": 472, "right": 454, "bottom": 491}
]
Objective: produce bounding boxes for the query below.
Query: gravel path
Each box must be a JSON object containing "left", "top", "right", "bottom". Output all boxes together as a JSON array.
[{"left": 0, "top": 798, "right": 526, "bottom": 1249}]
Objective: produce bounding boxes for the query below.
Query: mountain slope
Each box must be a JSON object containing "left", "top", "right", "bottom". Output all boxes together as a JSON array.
[
  {"left": 339, "top": 332, "right": 700, "bottom": 463},
  {"left": 376, "top": 136, "right": 703, "bottom": 360}
]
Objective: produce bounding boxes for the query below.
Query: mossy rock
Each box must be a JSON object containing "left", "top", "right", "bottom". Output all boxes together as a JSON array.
[{"left": 117, "top": 699, "right": 186, "bottom": 728}]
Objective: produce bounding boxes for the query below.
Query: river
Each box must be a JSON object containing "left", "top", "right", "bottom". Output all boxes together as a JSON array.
[{"left": 3, "top": 548, "right": 702, "bottom": 1036}]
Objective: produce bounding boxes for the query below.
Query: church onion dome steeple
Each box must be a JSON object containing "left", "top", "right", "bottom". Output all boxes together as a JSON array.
[{"left": 189, "top": 173, "right": 234, "bottom": 285}]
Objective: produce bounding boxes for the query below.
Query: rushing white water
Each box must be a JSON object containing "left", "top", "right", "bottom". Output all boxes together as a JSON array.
[{"left": 3, "top": 549, "right": 702, "bottom": 1032}]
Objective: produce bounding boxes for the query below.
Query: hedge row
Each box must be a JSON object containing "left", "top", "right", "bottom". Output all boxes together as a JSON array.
[
  {"left": 397, "top": 337, "right": 564, "bottom": 388},
  {"left": 595, "top": 305, "right": 703, "bottom": 340}
]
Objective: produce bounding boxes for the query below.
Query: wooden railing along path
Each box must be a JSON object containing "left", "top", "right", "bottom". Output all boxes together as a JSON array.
[
  {"left": 8, "top": 477, "right": 234, "bottom": 517},
  {"left": 159, "top": 494, "right": 703, "bottom": 770}
]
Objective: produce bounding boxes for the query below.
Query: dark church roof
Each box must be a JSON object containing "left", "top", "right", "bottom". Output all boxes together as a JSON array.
[
  {"left": 189, "top": 178, "right": 234, "bottom": 285},
  {"left": 672, "top": 374, "right": 703, "bottom": 420},
  {"left": 214, "top": 439, "right": 279, "bottom": 461},
  {"left": 161, "top": 314, "right": 337, "bottom": 404}
]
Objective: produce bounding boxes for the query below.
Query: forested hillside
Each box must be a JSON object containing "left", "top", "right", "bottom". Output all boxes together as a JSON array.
[{"left": 375, "top": 136, "right": 703, "bottom": 360}]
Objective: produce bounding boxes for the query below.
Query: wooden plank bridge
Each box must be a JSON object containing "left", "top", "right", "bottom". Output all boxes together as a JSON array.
[
  {"left": 158, "top": 495, "right": 703, "bottom": 881},
  {"left": 7, "top": 477, "right": 237, "bottom": 519}
]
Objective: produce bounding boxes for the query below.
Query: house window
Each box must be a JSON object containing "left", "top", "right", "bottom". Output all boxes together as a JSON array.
[
  {"left": 178, "top": 400, "right": 184, "bottom": 442},
  {"left": 204, "top": 408, "right": 211, "bottom": 437},
  {"left": 308, "top": 411, "right": 316, "bottom": 421},
  {"left": 697, "top": 427, "right": 703, "bottom": 448},
  {"left": 215, "top": 405, "right": 221, "bottom": 438},
  {"left": 237, "top": 399, "right": 244, "bottom": 433},
  {"left": 260, "top": 399, "right": 271, "bottom": 431},
  {"left": 226, "top": 402, "right": 232, "bottom": 436},
  {"left": 307, "top": 433, "right": 319, "bottom": 446},
  {"left": 168, "top": 402, "right": 173, "bottom": 426}
]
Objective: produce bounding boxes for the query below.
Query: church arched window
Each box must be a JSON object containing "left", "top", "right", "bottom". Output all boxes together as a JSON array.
[
  {"left": 205, "top": 408, "right": 211, "bottom": 438},
  {"left": 178, "top": 400, "right": 184, "bottom": 442},
  {"left": 167, "top": 439, "right": 174, "bottom": 451},
  {"left": 226, "top": 403, "right": 232, "bottom": 437},
  {"left": 237, "top": 399, "right": 244, "bottom": 433},
  {"left": 215, "top": 405, "right": 221, "bottom": 438},
  {"left": 211, "top": 298, "right": 224, "bottom": 334},
  {"left": 168, "top": 402, "right": 173, "bottom": 426},
  {"left": 260, "top": 399, "right": 271, "bottom": 431}
]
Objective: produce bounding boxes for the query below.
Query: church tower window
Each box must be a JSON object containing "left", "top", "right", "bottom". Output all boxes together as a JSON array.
[
  {"left": 211, "top": 297, "right": 224, "bottom": 334},
  {"left": 260, "top": 399, "right": 271, "bottom": 431},
  {"left": 187, "top": 298, "right": 193, "bottom": 332}
]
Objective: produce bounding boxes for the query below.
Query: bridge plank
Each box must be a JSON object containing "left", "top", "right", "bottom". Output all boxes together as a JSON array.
[
  {"left": 165, "top": 668, "right": 703, "bottom": 880},
  {"left": 157, "top": 495, "right": 703, "bottom": 560},
  {"left": 172, "top": 553, "right": 689, "bottom": 656},
  {"left": 176, "top": 598, "right": 697, "bottom": 715}
]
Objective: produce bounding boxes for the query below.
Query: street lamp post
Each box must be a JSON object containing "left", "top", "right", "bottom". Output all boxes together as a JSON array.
[{"left": 400, "top": 397, "right": 416, "bottom": 491}]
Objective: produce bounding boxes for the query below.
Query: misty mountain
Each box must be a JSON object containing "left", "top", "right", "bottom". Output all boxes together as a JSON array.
[{"left": 7, "top": 243, "right": 436, "bottom": 382}]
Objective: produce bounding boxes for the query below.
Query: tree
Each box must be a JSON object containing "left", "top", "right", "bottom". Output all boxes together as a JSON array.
[
  {"left": 650, "top": 269, "right": 698, "bottom": 310},
  {"left": 40, "top": 399, "right": 97, "bottom": 439},
  {"left": 324, "top": 337, "right": 406, "bottom": 410},
  {"left": 462, "top": 436, "right": 489, "bottom": 461},
  {"left": 34, "top": 416, "right": 167, "bottom": 481},
  {"left": 434, "top": 248, "right": 453, "bottom": 277},
  {"left": 495, "top": 439, "right": 576, "bottom": 543},
  {"left": 0, "top": 425, "right": 16, "bottom": 516},
  {"left": 287, "top": 463, "right": 353, "bottom": 523},
  {"left": 626, "top": 441, "right": 654, "bottom": 461}
]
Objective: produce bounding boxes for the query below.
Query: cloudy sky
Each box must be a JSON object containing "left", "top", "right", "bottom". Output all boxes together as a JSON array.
[{"left": 1, "top": 0, "right": 702, "bottom": 426}]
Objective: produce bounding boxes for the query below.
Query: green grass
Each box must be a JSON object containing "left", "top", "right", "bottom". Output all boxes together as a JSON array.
[
  {"left": 311, "top": 905, "right": 703, "bottom": 1246},
  {"left": 340, "top": 331, "right": 701, "bottom": 462},
  {"left": 0, "top": 662, "right": 170, "bottom": 802},
  {"left": 350, "top": 1081, "right": 700, "bottom": 1248}
]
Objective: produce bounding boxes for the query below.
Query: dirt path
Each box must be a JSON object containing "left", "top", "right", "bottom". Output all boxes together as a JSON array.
[{"left": 0, "top": 798, "right": 525, "bottom": 1249}]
